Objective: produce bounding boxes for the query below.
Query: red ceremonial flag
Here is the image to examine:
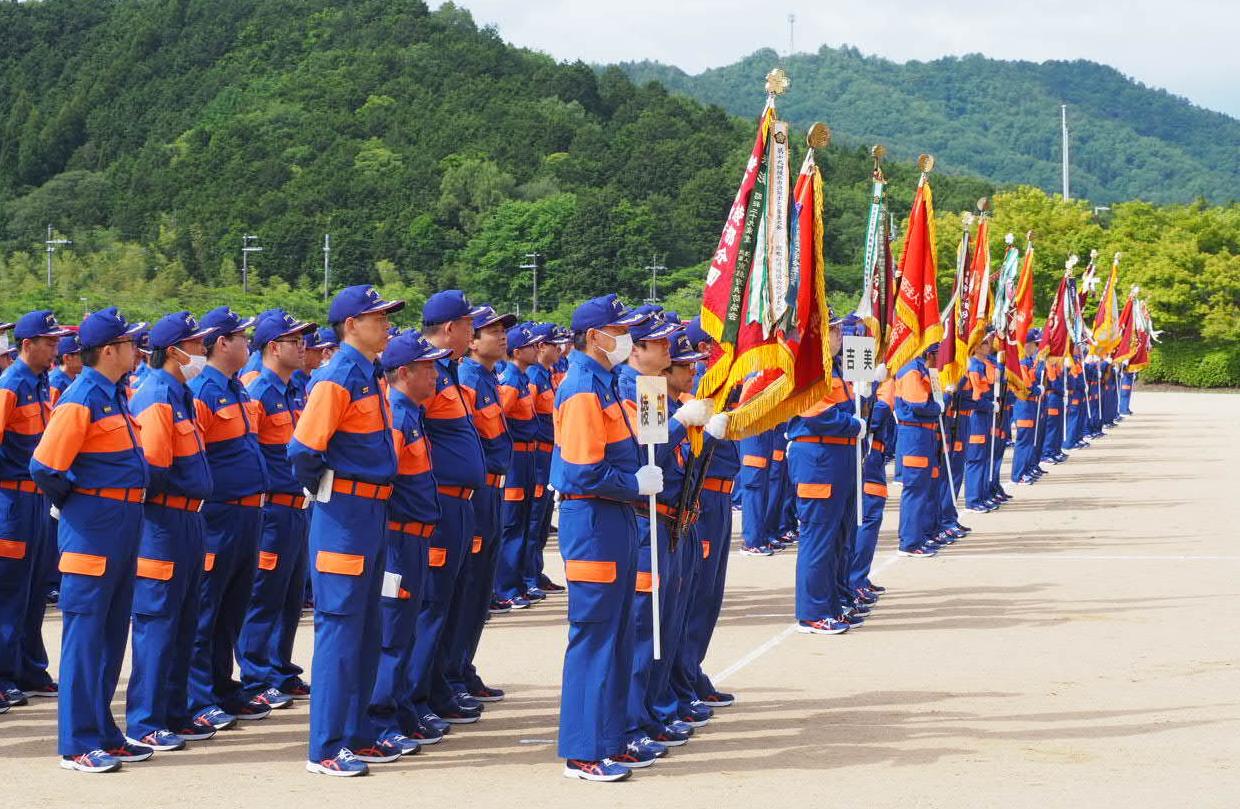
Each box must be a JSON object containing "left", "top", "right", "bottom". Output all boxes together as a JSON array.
[
  {"left": 1039, "top": 269, "right": 1071, "bottom": 360},
  {"left": 885, "top": 168, "right": 943, "bottom": 373},
  {"left": 1113, "top": 292, "right": 1138, "bottom": 364},
  {"left": 936, "top": 218, "right": 972, "bottom": 387},
  {"left": 964, "top": 215, "right": 993, "bottom": 351},
  {"left": 1004, "top": 239, "right": 1036, "bottom": 389}
]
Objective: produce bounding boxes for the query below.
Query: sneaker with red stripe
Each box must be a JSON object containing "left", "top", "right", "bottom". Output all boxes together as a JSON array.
[{"left": 563, "top": 758, "right": 631, "bottom": 782}]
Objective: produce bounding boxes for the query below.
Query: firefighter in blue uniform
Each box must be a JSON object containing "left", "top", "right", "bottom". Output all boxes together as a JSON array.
[
  {"left": 849, "top": 328, "right": 894, "bottom": 607},
  {"left": 125, "top": 311, "right": 218, "bottom": 751},
  {"left": 495, "top": 323, "right": 543, "bottom": 607},
  {"left": 49, "top": 332, "right": 82, "bottom": 406},
  {"left": 368, "top": 329, "right": 449, "bottom": 747},
  {"left": 238, "top": 310, "right": 317, "bottom": 708},
  {"left": 1010, "top": 328, "right": 1043, "bottom": 484},
  {"left": 523, "top": 323, "right": 565, "bottom": 597},
  {"left": 964, "top": 340, "right": 997, "bottom": 512},
  {"left": 31, "top": 307, "right": 150, "bottom": 772},
  {"left": 290, "top": 284, "right": 409, "bottom": 776},
  {"left": 894, "top": 343, "right": 944, "bottom": 557},
  {"left": 1039, "top": 355, "right": 1068, "bottom": 465},
  {"left": 0, "top": 311, "right": 69, "bottom": 711},
  {"left": 554, "top": 294, "right": 658, "bottom": 782}
]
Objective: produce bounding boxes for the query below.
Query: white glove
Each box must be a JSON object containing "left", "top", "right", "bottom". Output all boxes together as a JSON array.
[
  {"left": 49, "top": 505, "right": 60, "bottom": 521},
  {"left": 705, "top": 412, "right": 729, "bottom": 440},
  {"left": 873, "top": 362, "right": 888, "bottom": 383},
  {"left": 672, "top": 398, "right": 712, "bottom": 427},
  {"left": 853, "top": 416, "right": 868, "bottom": 440},
  {"left": 635, "top": 464, "right": 664, "bottom": 496}
]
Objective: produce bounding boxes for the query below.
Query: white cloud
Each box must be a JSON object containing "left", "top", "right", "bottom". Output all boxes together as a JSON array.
[{"left": 453, "top": 0, "right": 1239, "bottom": 118}]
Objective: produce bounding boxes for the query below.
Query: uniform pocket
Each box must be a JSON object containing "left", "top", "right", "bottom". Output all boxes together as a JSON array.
[{"left": 313, "top": 550, "right": 365, "bottom": 616}]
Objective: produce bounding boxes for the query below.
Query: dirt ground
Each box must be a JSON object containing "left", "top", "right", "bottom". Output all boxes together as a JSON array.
[{"left": 3, "top": 390, "right": 1238, "bottom": 808}]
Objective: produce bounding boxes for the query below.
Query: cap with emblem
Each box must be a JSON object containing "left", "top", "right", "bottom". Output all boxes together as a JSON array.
[
  {"left": 630, "top": 310, "right": 680, "bottom": 343},
  {"left": 422, "top": 290, "right": 482, "bottom": 327},
  {"left": 14, "top": 310, "right": 71, "bottom": 341},
  {"left": 78, "top": 306, "right": 146, "bottom": 350},
  {"left": 570, "top": 294, "right": 651, "bottom": 332},
  {"left": 670, "top": 332, "right": 708, "bottom": 363},
  {"left": 309, "top": 326, "right": 339, "bottom": 350},
  {"left": 56, "top": 333, "right": 82, "bottom": 358},
  {"left": 380, "top": 329, "right": 451, "bottom": 371},
  {"left": 327, "top": 284, "right": 406, "bottom": 325},
  {"left": 506, "top": 323, "right": 544, "bottom": 352},
  {"left": 200, "top": 306, "right": 256, "bottom": 346},
  {"left": 252, "top": 309, "right": 317, "bottom": 350},
  {"left": 1025, "top": 327, "right": 1042, "bottom": 343},
  {"left": 150, "top": 311, "right": 217, "bottom": 350},
  {"left": 472, "top": 304, "right": 517, "bottom": 332},
  {"left": 683, "top": 317, "right": 710, "bottom": 348}
]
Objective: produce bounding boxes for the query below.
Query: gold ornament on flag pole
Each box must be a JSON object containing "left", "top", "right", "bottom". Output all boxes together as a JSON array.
[
  {"left": 806, "top": 121, "right": 830, "bottom": 149},
  {"left": 765, "top": 68, "right": 791, "bottom": 95},
  {"left": 918, "top": 153, "right": 935, "bottom": 173}
]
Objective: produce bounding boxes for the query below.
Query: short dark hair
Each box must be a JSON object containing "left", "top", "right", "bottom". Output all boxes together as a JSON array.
[
  {"left": 81, "top": 346, "right": 102, "bottom": 367},
  {"left": 150, "top": 347, "right": 171, "bottom": 370},
  {"left": 331, "top": 322, "right": 346, "bottom": 342},
  {"left": 573, "top": 330, "right": 589, "bottom": 351},
  {"left": 422, "top": 321, "right": 446, "bottom": 338}
]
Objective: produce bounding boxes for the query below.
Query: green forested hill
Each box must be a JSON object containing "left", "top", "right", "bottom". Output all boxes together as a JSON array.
[{"left": 620, "top": 46, "right": 1240, "bottom": 205}]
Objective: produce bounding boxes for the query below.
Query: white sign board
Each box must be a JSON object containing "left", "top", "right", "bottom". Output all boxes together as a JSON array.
[
  {"left": 635, "top": 375, "right": 669, "bottom": 446},
  {"left": 841, "top": 335, "right": 877, "bottom": 382},
  {"left": 929, "top": 368, "right": 945, "bottom": 408}
]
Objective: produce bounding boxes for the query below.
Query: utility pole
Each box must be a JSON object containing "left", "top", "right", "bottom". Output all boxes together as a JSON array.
[
  {"left": 45, "top": 225, "right": 71, "bottom": 288},
  {"left": 644, "top": 254, "right": 667, "bottom": 305},
  {"left": 519, "top": 252, "right": 544, "bottom": 314},
  {"left": 322, "top": 234, "right": 331, "bottom": 301},
  {"left": 1061, "top": 104, "right": 1070, "bottom": 201},
  {"left": 241, "top": 234, "right": 262, "bottom": 294},
  {"left": 788, "top": 14, "right": 796, "bottom": 56}
]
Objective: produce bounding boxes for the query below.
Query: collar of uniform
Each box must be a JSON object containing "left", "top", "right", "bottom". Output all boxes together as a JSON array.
[
  {"left": 389, "top": 386, "right": 415, "bottom": 413},
  {"left": 77, "top": 365, "right": 119, "bottom": 396},
  {"left": 198, "top": 363, "right": 235, "bottom": 391},
  {"left": 459, "top": 355, "right": 496, "bottom": 378},
  {"left": 616, "top": 362, "right": 638, "bottom": 384},
  {"left": 336, "top": 341, "right": 380, "bottom": 377},
  {"left": 151, "top": 366, "right": 192, "bottom": 397},
  {"left": 569, "top": 348, "right": 614, "bottom": 386},
  {"left": 258, "top": 364, "right": 289, "bottom": 395},
  {"left": 7, "top": 356, "right": 41, "bottom": 386}
]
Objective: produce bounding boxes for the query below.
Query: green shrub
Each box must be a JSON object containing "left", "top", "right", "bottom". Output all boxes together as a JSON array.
[{"left": 1143, "top": 342, "right": 1240, "bottom": 388}]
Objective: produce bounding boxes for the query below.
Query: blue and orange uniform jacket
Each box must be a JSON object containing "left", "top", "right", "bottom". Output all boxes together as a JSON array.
[
  {"left": 126, "top": 362, "right": 152, "bottom": 399},
  {"left": 787, "top": 365, "right": 859, "bottom": 496},
  {"left": 498, "top": 361, "right": 539, "bottom": 497},
  {"left": 131, "top": 368, "right": 213, "bottom": 502},
  {"left": 48, "top": 367, "right": 74, "bottom": 408},
  {"left": 864, "top": 392, "right": 896, "bottom": 492},
  {"left": 239, "top": 351, "right": 263, "bottom": 388},
  {"left": 459, "top": 356, "right": 512, "bottom": 486},
  {"left": 894, "top": 358, "right": 942, "bottom": 473},
  {"left": 30, "top": 367, "right": 148, "bottom": 506},
  {"left": 550, "top": 351, "right": 640, "bottom": 502},
  {"left": 551, "top": 355, "right": 568, "bottom": 390},
  {"left": 1038, "top": 359, "right": 1065, "bottom": 416},
  {"left": 246, "top": 366, "right": 305, "bottom": 498},
  {"left": 288, "top": 343, "right": 397, "bottom": 492},
  {"left": 0, "top": 358, "right": 52, "bottom": 484},
  {"left": 190, "top": 365, "right": 269, "bottom": 501},
  {"left": 388, "top": 390, "right": 440, "bottom": 528},
  {"left": 528, "top": 362, "right": 555, "bottom": 491},
  {"left": 424, "top": 358, "right": 485, "bottom": 491}
]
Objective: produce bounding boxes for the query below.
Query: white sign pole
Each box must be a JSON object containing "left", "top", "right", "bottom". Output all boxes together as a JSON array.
[
  {"left": 841, "top": 335, "right": 877, "bottom": 527},
  {"left": 635, "top": 375, "right": 669, "bottom": 661}
]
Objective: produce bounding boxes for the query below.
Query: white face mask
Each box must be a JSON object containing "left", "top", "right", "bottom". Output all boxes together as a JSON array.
[
  {"left": 601, "top": 331, "right": 633, "bottom": 366},
  {"left": 177, "top": 350, "right": 207, "bottom": 381}
]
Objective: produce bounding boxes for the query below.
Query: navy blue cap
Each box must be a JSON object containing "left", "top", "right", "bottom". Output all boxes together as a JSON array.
[
  {"left": 529, "top": 322, "right": 557, "bottom": 344},
  {"left": 924, "top": 341, "right": 942, "bottom": 354},
  {"left": 630, "top": 311, "right": 680, "bottom": 343},
  {"left": 507, "top": 323, "right": 544, "bottom": 352},
  {"left": 150, "top": 311, "right": 216, "bottom": 350},
  {"left": 78, "top": 306, "right": 146, "bottom": 350},
  {"left": 1025, "top": 327, "right": 1042, "bottom": 343},
  {"left": 380, "top": 329, "right": 451, "bottom": 371},
  {"left": 252, "top": 309, "right": 316, "bottom": 350},
  {"left": 309, "top": 326, "right": 339, "bottom": 350},
  {"left": 422, "top": 290, "right": 482, "bottom": 327},
  {"left": 670, "top": 333, "right": 707, "bottom": 363},
  {"left": 0, "top": 322, "right": 13, "bottom": 333},
  {"left": 327, "top": 284, "right": 405, "bottom": 324},
  {"left": 838, "top": 314, "right": 868, "bottom": 337},
  {"left": 56, "top": 333, "right": 82, "bottom": 357},
  {"left": 200, "top": 306, "right": 256, "bottom": 346},
  {"left": 551, "top": 325, "right": 573, "bottom": 344},
  {"left": 571, "top": 294, "right": 651, "bottom": 332},
  {"left": 472, "top": 305, "right": 517, "bottom": 332},
  {"left": 684, "top": 317, "right": 710, "bottom": 348},
  {"left": 14, "top": 310, "right": 71, "bottom": 341}
]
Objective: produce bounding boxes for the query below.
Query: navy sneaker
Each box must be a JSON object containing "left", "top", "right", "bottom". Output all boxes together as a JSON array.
[
  {"left": 421, "top": 712, "right": 451, "bottom": 735},
  {"left": 840, "top": 609, "right": 866, "bottom": 627},
  {"left": 538, "top": 577, "right": 566, "bottom": 593},
  {"left": 676, "top": 710, "right": 709, "bottom": 728},
  {"left": 376, "top": 731, "right": 421, "bottom": 756},
  {"left": 281, "top": 679, "right": 311, "bottom": 701},
  {"left": 509, "top": 595, "right": 531, "bottom": 610},
  {"left": 230, "top": 697, "right": 272, "bottom": 721},
  {"left": 741, "top": 545, "right": 774, "bottom": 557},
  {"left": 524, "top": 587, "right": 547, "bottom": 602},
  {"left": 766, "top": 540, "right": 787, "bottom": 553},
  {"left": 967, "top": 504, "right": 992, "bottom": 513},
  {"left": 404, "top": 717, "right": 444, "bottom": 745},
  {"left": 635, "top": 736, "right": 668, "bottom": 758},
  {"left": 453, "top": 692, "right": 484, "bottom": 711},
  {"left": 194, "top": 706, "right": 237, "bottom": 730},
  {"left": 611, "top": 740, "right": 657, "bottom": 769},
  {"left": 45, "top": 589, "right": 59, "bottom": 605},
  {"left": 438, "top": 707, "right": 481, "bottom": 725},
  {"left": 353, "top": 739, "right": 403, "bottom": 764},
  {"left": 686, "top": 702, "right": 713, "bottom": 721},
  {"left": 488, "top": 597, "right": 513, "bottom": 614},
  {"left": 855, "top": 587, "right": 878, "bottom": 606},
  {"left": 0, "top": 694, "right": 9, "bottom": 714},
  {"left": 105, "top": 741, "right": 154, "bottom": 762},
  {"left": 256, "top": 687, "right": 294, "bottom": 710},
  {"left": 700, "top": 691, "right": 735, "bottom": 708},
  {"left": 173, "top": 718, "right": 217, "bottom": 741},
  {"left": 306, "top": 748, "right": 368, "bottom": 777},
  {"left": 59, "top": 749, "right": 121, "bottom": 773},
  {"left": 898, "top": 545, "right": 937, "bottom": 557},
  {"left": 129, "top": 730, "right": 185, "bottom": 752},
  {"left": 563, "top": 758, "right": 631, "bottom": 782},
  {"left": 797, "top": 618, "right": 848, "bottom": 635},
  {"left": 469, "top": 685, "right": 505, "bottom": 703},
  {"left": 650, "top": 725, "right": 691, "bottom": 747},
  {"left": 953, "top": 522, "right": 973, "bottom": 534},
  {"left": 22, "top": 681, "right": 58, "bottom": 698},
  {"left": 3, "top": 686, "right": 28, "bottom": 707},
  {"left": 850, "top": 602, "right": 872, "bottom": 617},
  {"left": 866, "top": 582, "right": 887, "bottom": 593}
]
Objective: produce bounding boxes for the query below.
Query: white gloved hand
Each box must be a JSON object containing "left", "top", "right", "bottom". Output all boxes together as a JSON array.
[
  {"left": 705, "top": 412, "right": 729, "bottom": 440},
  {"left": 853, "top": 416, "right": 868, "bottom": 440},
  {"left": 672, "top": 398, "right": 712, "bottom": 427},
  {"left": 873, "top": 362, "right": 888, "bottom": 383},
  {"left": 635, "top": 464, "right": 664, "bottom": 496}
]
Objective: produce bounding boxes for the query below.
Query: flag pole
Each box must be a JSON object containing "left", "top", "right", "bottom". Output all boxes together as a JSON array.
[{"left": 647, "top": 441, "right": 662, "bottom": 660}]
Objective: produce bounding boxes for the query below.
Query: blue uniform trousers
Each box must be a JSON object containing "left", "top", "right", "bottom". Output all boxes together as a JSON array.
[
  {"left": 850, "top": 488, "right": 886, "bottom": 591},
  {"left": 445, "top": 484, "right": 502, "bottom": 694},
  {"left": 307, "top": 492, "right": 386, "bottom": 761},
  {"left": 964, "top": 410, "right": 993, "bottom": 508},
  {"left": 1119, "top": 374, "right": 1134, "bottom": 414},
  {"left": 938, "top": 441, "right": 965, "bottom": 529},
  {"left": 126, "top": 504, "right": 204, "bottom": 738},
  {"left": 0, "top": 489, "right": 54, "bottom": 693},
  {"left": 1010, "top": 400, "right": 1039, "bottom": 481},
  {"left": 990, "top": 408, "right": 1010, "bottom": 495},
  {"left": 497, "top": 463, "right": 535, "bottom": 600},
  {"left": 1040, "top": 395, "right": 1065, "bottom": 460},
  {"left": 238, "top": 502, "right": 308, "bottom": 696},
  {"left": 897, "top": 424, "right": 939, "bottom": 551},
  {"left": 523, "top": 450, "right": 553, "bottom": 590},
  {"left": 788, "top": 440, "right": 857, "bottom": 621},
  {"left": 369, "top": 525, "right": 429, "bottom": 737},
  {"left": 56, "top": 495, "right": 143, "bottom": 756},
  {"left": 557, "top": 499, "right": 637, "bottom": 761},
  {"left": 763, "top": 452, "right": 790, "bottom": 540},
  {"left": 675, "top": 488, "right": 731, "bottom": 700},
  {"left": 409, "top": 494, "right": 473, "bottom": 715},
  {"left": 188, "top": 502, "right": 262, "bottom": 713},
  {"left": 627, "top": 516, "right": 687, "bottom": 735},
  {"left": 649, "top": 521, "right": 699, "bottom": 724},
  {"left": 738, "top": 461, "right": 769, "bottom": 550}
]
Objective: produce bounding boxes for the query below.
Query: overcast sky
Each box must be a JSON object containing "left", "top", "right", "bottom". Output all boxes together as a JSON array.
[{"left": 454, "top": 1, "right": 1239, "bottom": 119}]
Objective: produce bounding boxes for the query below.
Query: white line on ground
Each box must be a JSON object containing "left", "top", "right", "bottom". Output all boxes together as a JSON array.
[
  {"left": 712, "top": 551, "right": 902, "bottom": 684},
  {"left": 937, "top": 553, "right": 1240, "bottom": 561}
]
